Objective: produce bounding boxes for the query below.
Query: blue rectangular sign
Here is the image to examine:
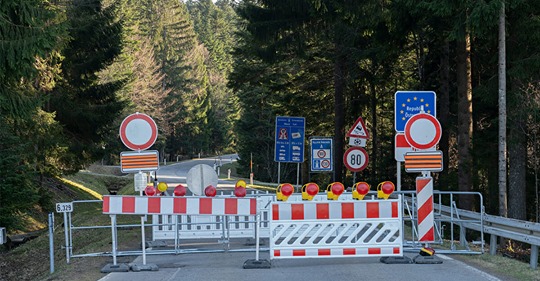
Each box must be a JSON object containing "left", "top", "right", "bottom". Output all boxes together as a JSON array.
[
  {"left": 395, "top": 91, "right": 436, "bottom": 132},
  {"left": 275, "top": 116, "right": 305, "bottom": 163},
  {"left": 310, "top": 138, "right": 333, "bottom": 172}
]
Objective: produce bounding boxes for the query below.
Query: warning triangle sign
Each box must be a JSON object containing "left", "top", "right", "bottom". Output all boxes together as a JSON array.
[{"left": 347, "top": 117, "right": 370, "bottom": 139}]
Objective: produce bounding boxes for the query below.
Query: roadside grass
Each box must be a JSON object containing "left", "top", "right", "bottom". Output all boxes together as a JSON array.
[
  {"left": 0, "top": 169, "right": 141, "bottom": 281},
  {"left": 401, "top": 221, "right": 539, "bottom": 281}
]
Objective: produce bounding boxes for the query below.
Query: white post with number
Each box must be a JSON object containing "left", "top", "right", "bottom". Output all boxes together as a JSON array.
[{"left": 56, "top": 202, "right": 73, "bottom": 263}]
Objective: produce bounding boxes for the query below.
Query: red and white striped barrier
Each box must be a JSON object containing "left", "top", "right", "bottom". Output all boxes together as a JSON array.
[
  {"left": 102, "top": 195, "right": 256, "bottom": 216},
  {"left": 271, "top": 200, "right": 399, "bottom": 221},
  {"left": 270, "top": 199, "right": 403, "bottom": 260},
  {"left": 274, "top": 246, "right": 401, "bottom": 258},
  {"left": 416, "top": 176, "right": 434, "bottom": 242}
]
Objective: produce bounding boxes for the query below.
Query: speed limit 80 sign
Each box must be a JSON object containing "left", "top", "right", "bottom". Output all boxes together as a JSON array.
[{"left": 343, "top": 147, "right": 369, "bottom": 172}]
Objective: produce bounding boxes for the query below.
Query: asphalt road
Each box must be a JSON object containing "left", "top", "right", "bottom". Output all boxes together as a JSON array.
[
  {"left": 99, "top": 249, "right": 502, "bottom": 281},
  {"left": 98, "top": 155, "right": 503, "bottom": 281},
  {"left": 154, "top": 154, "right": 240, "bottom": 192}
]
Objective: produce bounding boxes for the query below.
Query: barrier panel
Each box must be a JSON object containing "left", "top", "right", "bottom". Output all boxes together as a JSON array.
[
  {"left": 151, "top": 192, "right": 274, "bottom": 241},
  {"left": 102, "top": 195, "right": 261, "bottom": 269},
  {"left": 269, "top": 198, "right": 403, "bottom": 259}
]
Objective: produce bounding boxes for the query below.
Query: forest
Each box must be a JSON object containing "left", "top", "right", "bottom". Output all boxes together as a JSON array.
[{"left": 0, "top": 0, "right": 539, "bottom": 230}]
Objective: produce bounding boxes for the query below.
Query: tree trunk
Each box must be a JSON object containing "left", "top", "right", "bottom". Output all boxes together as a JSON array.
[
  {"left": 456, "top": 27, "right": 474, "bottom": 210},
  {"left": 333, "top": 49, "right": 346, "bottom": 183},
  {"left": 370, "top": 81, "right": 377, "bottom": 184},
  {"left": 498, "top": 0, "right": 508, "bottom": 218},
  {"left": 438, "top": 40, "right": 450, "bottom": 190},
  {"left": 508, "top": 82, "right": 527, "bottom": 220}
]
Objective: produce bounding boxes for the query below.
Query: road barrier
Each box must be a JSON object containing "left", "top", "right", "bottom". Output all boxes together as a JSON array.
[
  {"left": 269, "top": 198, "right": 402, "bottom": 259},
  {"left": 56, "top": 188, "right": 538, "bottom": 270}
]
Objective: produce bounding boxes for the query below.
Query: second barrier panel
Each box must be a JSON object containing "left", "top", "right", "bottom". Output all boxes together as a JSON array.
[{"left": 269, "top": 199, "right": 403, "bottom": 259}]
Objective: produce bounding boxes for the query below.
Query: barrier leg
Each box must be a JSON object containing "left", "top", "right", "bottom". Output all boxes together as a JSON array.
[
  {"left": 141, "top": 216, "right": 147, "bottom": 265},
  {"left": 111, "top": 215, "right": 117, "bottom": 266},
  {"left": 174, "top": 215, "right": 179, "bottom": 254},
  {"left": 243, "top": 210, "right": 270, "bottom": 269},
  {"left": 101, "top": 215, "right": 129, "bottom": 273},
  {"left": 130, "top": 215, "right": 158, "bottom": 272}
]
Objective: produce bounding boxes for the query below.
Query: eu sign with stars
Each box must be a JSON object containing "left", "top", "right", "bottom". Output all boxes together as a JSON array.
[{"left": 394, "top": 91, "right": 436, "bottom": 132}]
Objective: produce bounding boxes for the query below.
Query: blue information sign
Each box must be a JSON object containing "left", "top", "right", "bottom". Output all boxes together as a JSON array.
[
  {"left": 275, "top": 116, "right": 305, "bottom": 163},
  {"left": 395, "top": 91, "right": 436, "bottom": 132},
  {"left": 310, "top": 138, "right": 333, "bottom": 172}
]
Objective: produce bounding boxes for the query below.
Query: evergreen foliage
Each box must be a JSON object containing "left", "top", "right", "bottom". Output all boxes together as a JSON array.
[{"left": 46, "top": 0, "right": 126, "bottom": 172}]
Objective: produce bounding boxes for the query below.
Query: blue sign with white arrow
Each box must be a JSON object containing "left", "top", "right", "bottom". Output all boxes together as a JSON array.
[{"left": 274, "top": 116, "right": 305, "bottom": 163}]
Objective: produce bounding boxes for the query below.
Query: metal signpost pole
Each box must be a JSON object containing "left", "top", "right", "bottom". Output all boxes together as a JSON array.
[
  {"left": 141, "top": 216, "right": 147, "bottom": 265},
  {"left": 63, "top": 212, "right": 70, "bottom": 263},
  {"left": 48, "top": 213, "right": 54, "bottom": 274},
  {"left": 111, "top": 215, "right": 118, "bottom": 266},
  {"left": 277, "top": 162, "right": 281, "bottom": 184}
]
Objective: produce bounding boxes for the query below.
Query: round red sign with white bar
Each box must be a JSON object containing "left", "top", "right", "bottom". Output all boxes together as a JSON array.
[
  {"left": 404, "top": 113, "right": 441, "bottom": 150},
  {"left": 119, "top": 113, "right": 158, "bottom": 151}
]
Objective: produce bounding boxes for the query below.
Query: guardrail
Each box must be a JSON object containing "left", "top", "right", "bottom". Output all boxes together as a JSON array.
[{"left": 437, "top": 203, "right": 539, "bottom": 269}]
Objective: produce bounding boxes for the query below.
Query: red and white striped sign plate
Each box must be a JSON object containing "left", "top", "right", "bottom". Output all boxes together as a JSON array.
[
  {"left": 271, "top": 200, "right": 399, "bottom": 221},
  {"left": 103, "top": 196, "right": 256, "bottom": 216}
]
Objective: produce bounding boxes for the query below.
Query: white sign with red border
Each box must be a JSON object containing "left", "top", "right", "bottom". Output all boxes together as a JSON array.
[
  {"left": 119, "top": 113, "right": 158, "bottom": 151},
  {"left": 343, "top": 147, "right": 369, "bottom": 172},
  {"left": 404, "top": 113, "right": 441, "bottom": 150},
  {"left": 346, "top": 117, "right": 369, "bottom": 139}
]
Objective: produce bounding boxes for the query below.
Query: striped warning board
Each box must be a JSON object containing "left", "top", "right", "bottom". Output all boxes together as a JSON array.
[
  {"left": 404, "top": 150, "right": 443, "bottom": 173},
  {"left": 120, "top": 150, "right": 159, "bottom": 173},
  {"left": 103, "top": 196, "right": 256, "bottom": 216},
  {"left": 416, "top": 176, "right": 434, "bottom": 242}
]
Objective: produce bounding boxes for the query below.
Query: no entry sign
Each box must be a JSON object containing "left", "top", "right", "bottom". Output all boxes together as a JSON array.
[
  {"left": 404, "top": 113, "right": 441, "bottom": 150},
  {"left": 119, "top": 113, "right": 158, "bottom": 151}
]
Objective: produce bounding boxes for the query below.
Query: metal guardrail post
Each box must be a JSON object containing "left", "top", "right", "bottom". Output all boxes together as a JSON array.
[
  {"left": 490, "top": 234, "right": 498, "bottom": 255},
  {"left": 531, "top": 245, "right": 538, "bottom": 270}
]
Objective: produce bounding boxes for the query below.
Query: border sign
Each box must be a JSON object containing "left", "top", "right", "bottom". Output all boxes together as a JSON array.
[
  {"left": 310, "top": 137, "right": 333, "bottom": 172},
  {"left": 275, "top": 116, "right": 305, "bottom": 163},
  {"left": 395, "top": 91, "right": 436, "bottom": 132},
  {"left": 343, "top": 147, "right": 369, "bottom": 172},
  {"left": 119, "top": 113, "right": 158, "bottom": 151}
]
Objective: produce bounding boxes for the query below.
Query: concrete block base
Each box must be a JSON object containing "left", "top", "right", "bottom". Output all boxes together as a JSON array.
[
  {"left": 130, "top": 263, "right": 159, "bottom": 272},
  {"left": 243, "top": 259, "right": 271, "bottom": 269},
  {"left": 414, "top": 255, "right": 443, "bottom": 264},
  {"left": 101, "top": 263, "right": 130, "bottom": 273},
  {"left": 380, "top": 256, "right": 413, "bottom": 264}
]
